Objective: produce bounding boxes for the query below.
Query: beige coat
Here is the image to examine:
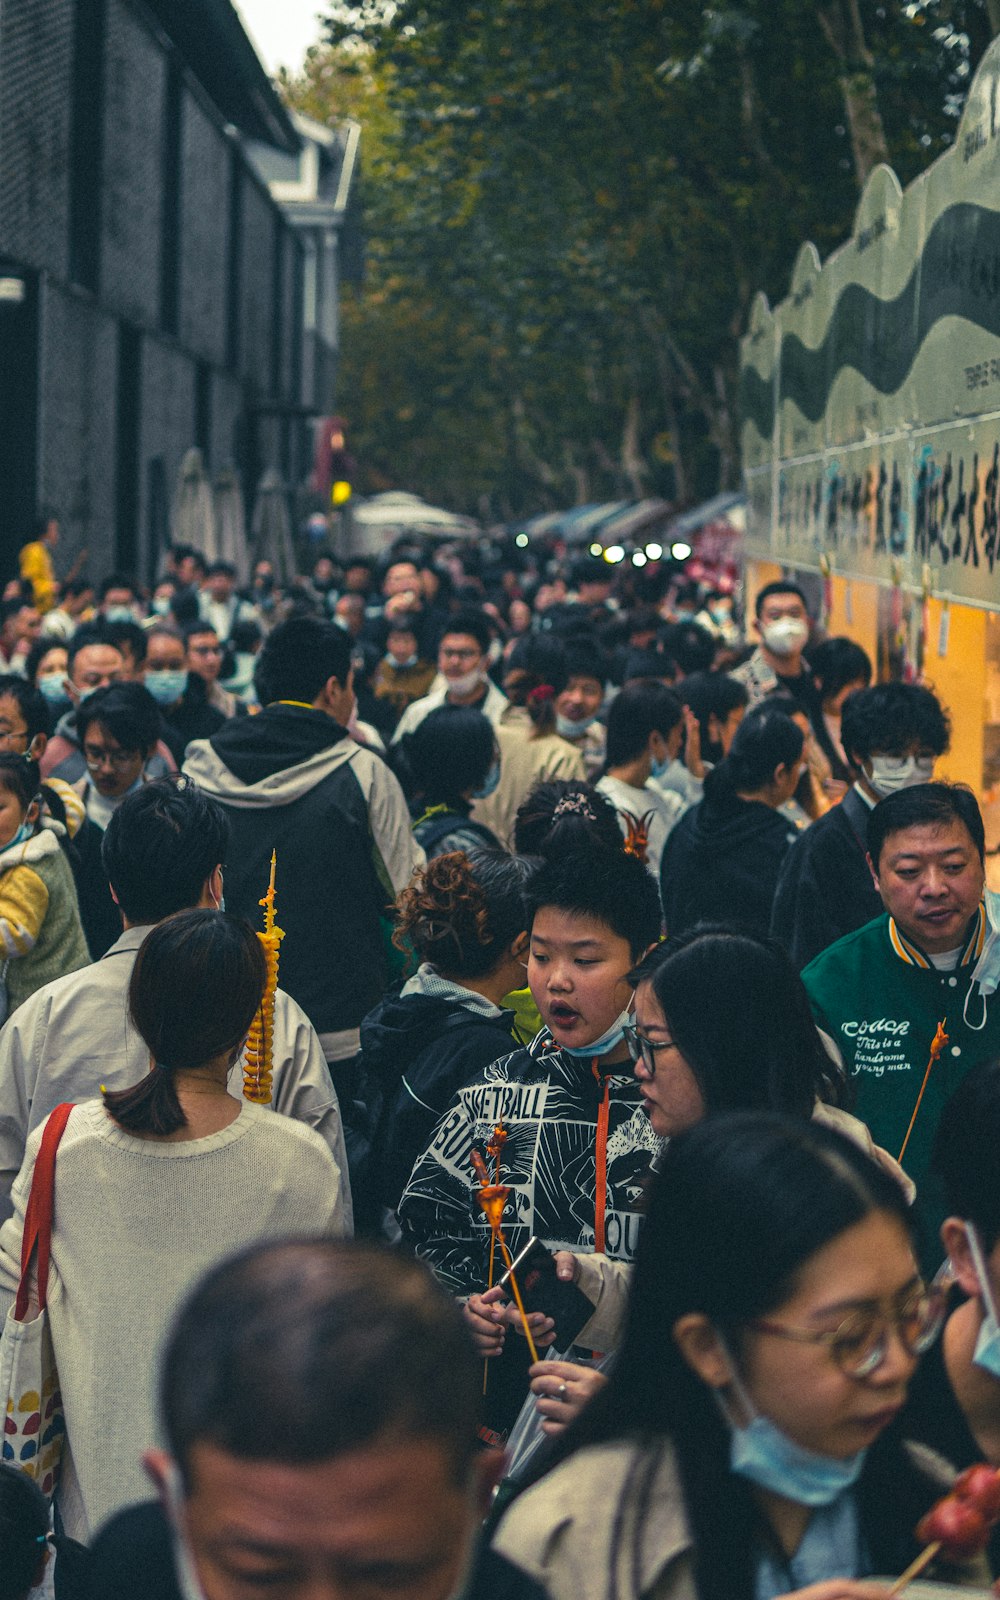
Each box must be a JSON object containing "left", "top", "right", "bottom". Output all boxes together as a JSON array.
[{"left": 492, "top": 1440, "right": 697, "bottom": 1600}]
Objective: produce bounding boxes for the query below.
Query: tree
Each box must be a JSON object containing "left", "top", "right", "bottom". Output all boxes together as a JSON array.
[{"left": 283, "top": 2, "right": 998, "bottom": 516}]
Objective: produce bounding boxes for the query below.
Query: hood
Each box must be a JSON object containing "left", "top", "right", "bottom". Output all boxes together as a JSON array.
[
  {"left": 360, "top": 991, "right": 501, "bottom": 1071},
  {"left": 684, "top": 790, "right": 789, "bottom": 863},
  {"left": 52, "top": 708, "right": 79, "bottom": 747},
  {"left": 0, "top": 822, "right": 62, "bottom": 869},
  {"left": 183, "top": 704, "right": 356, "bottom": 808}
]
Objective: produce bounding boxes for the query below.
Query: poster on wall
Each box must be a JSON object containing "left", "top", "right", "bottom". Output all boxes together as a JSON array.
[{"left": 739, "top": 36, "right": 1000, "bottom": 607}]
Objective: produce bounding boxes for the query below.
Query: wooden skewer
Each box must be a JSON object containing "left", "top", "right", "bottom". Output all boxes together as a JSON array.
[
  {"left": 494, "top": 1231, "right": 540, "bottom": 1364},
  {"left": 886, "top": 1540, "right": 941, "bottom": 1597}
]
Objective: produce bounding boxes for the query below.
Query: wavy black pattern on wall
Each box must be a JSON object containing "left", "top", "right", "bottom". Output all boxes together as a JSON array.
[{"left": 740, "top": 201, "right": 1000, "bottom": 439}]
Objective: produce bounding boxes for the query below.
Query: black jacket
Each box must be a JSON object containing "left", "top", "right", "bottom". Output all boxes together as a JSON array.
[
  {"left": 659, "top": 787, "right": 799, "bottom": 938},
  {"left": 184, "top": 705, "right": 421, "bottom": 1037},
  {"left": 359, "top": 988, "right": 519, "bottom": 1213},
  {"left": 770, "top": 786, "right": 883, "bottom": 970}
]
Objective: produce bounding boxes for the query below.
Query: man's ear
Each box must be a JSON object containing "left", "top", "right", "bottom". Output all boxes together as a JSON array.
[
  {"left": 672, "top": 1313, "right": 733, "bottom": 1389},
  {"left": 866, "top": 850, "right": 881, "bottom": 893},
  {"left": 143, "top": 1447, "right": 174, "bottom": 1504},
  {"left": 28, "top": 732, "right": 47, "bottom": 762},
  {"left": 941, "top": 1217, "right": 981, "bottom": 1300}
]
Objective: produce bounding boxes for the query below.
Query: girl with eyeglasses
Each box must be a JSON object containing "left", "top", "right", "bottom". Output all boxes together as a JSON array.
[{"left": 493, "top": 1114, "right": 973, "bottom": 1600}]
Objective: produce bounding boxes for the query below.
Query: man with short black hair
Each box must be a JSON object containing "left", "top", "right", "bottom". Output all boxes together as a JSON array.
[
  {"left": 87, "top": 1240, "right": 538, "bottom": 1599},
  {"left": 0, "top": 776, "right": 352, "bottom": 1226},
  {"left": 198, "top": 560, "right": 258, "bottom": 642},
  {"left": 802, "top": 782, "right": 1000, "bottom": 1215},
  {"left": 392, "top": 611, "right": 508, "bottom": 742},
  {"left": 731, "top": 579, "right": 815, "bottom": 709},
  {"left": 772, "top": 682, "right": 951, "bottom": 969},
  {"left": 184, "top": 620, "right": 241, "bottom": 719},
  {"left": 185, "top": 617, "right": 422, "bottom": 1071}
]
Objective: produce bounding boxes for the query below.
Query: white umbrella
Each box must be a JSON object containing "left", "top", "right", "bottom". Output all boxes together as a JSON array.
[
  {"left": 251, "top": 468, "right": 297, "bottom": 582},
  {"left": 171, "top": 448, "right": 218, "bottom": 562},
  {"left": 213, "top": 466, "right": 249, "bottom": 581}
]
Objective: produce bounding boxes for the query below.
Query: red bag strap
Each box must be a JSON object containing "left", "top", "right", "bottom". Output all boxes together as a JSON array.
[{"left": 13, "top": 1103, "right": 74, "bottom": 1322}]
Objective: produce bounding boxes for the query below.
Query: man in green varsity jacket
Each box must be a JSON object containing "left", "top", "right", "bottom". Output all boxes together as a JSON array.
[{"left": 802, "top": 783, "right": 1000, "bottom": 1256}]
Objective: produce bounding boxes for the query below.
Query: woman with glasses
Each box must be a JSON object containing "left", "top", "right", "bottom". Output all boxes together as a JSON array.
[
  {"left": 73, "top": 682, "right": 160, "bottom": 831},
  {"left": 493, "top": 1114, "right": 971, "bottom": 1600}
]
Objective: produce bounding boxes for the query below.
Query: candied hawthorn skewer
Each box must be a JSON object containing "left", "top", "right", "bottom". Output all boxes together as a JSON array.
[
  {"left": 890, "top": 1462, "right": 1000, "bottom": 1595},
  {"left": 243, "top": 851, "right": 284, "bottom": 1106},
  {"left": 471, "top": 1148, "right": 539, "bottom": 1364}
]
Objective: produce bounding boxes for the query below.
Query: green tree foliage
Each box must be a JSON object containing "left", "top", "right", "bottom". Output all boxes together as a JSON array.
[{"left": 284, "top": 2, "right": 997, "bottom": 517}]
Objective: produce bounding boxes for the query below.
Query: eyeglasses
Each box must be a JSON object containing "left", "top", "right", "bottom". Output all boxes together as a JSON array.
[
  {"left": 623, "top": 1023, "right": 678, "bottom": 1074},
  {"left": 749, "top": 1282, "right": 947, "bottom": 1379},
  {"left": 0, "top": 724, "right": 29, "bottom": 747},
  {"left": 84, "top": 744, "right": 138, "bottom": 771}
]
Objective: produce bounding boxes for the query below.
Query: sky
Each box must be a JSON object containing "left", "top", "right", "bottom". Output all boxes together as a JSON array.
[{"left": 233, "top": 0, "right": 328, "bottom": 76}]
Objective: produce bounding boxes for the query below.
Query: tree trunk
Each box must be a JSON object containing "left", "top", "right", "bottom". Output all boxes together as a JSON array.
[
  {"left": 621, "top": 392, "right": 648, "bottom": 501},
  {"left": 816, "top": 0, "right": 889, "bottom": 188}
]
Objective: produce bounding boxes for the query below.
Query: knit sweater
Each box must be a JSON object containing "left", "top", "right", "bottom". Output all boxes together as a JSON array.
[
  {"left": 0, "top": 825, "right": 89, "bottom": 1009},
  {"left": 0, "top": 1099, "right": 346, "bottom": 1543}
]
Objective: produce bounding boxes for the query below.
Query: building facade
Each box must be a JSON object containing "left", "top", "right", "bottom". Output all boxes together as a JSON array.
[{"left": 0, "top": 0, "right": 357, "bottom": 582}]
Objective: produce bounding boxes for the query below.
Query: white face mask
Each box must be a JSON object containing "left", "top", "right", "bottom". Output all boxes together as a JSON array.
[
  {"left": 866, "top": 754, "right": 935, "bottom": 798},
  {"left": 761, "top": 616, "right": 808, "bottom": 656},
  {"left": 446, "top": 667, "right": 485, "bottom": 697}
]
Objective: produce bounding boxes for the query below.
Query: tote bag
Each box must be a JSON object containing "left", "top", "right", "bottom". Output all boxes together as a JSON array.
[{"left": 1, "top": 1102, "right": 73, "bottom": 1498}]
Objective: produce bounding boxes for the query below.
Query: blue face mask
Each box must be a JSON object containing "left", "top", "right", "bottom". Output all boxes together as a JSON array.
[
  {"left": 561, "top": 1008, "right": 631, "bottom": 1059},
  {"left": 650, "top": 751, "right": 673, "bottom": 779},
  {"left": 387, "top": 653, "right": 418, "bottom": 671},
  {"left": 37, "top": 672, "right": 69, "bottom": 704},
  {"left": 556, "top": 711, "right": 596, "bottom": 740},
  {"left": 473, "top": 759, "right": 501, "bottom": 799},
  {"left": 104, "top": 605, "right": 137, "bottom": 624},
  {"left": 145, "top": 669, "right": 188, "bottom": 706},
  {"left": 965, "top": 1224, "right": 1000, "bottom": 1379},
  {"left": 729, "top": 1413, "right": 867, "bottom": 1506},
  {"left": 7, "top": 820, "right": 34, "bottom": 851},
  {"left": 719, "top": 1345, "right": 867, "bottom": 1506}
]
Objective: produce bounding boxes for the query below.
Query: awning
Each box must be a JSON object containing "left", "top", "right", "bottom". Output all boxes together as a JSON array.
[{"left": 667, "top": 491, "right": 746, "bottom": 539}]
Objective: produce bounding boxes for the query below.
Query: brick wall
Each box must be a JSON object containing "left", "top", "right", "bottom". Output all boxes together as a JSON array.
[
  {"left": 0, "top": 0, "right": 73, "bottom": 276},
  {"left": 38, "top": 282, "right": 118, "bottom": 570},
  {"left": 100, "top": 1, "right": 163, "bottom": 325}
]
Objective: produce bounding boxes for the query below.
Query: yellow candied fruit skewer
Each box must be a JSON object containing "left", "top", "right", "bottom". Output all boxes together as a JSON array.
[{"left": 243, "top": 851, "right": 285, "bottom": 1105}]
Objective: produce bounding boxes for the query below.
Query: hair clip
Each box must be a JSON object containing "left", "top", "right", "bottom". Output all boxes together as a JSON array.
[
  {"left": 552, "top": 792, "right": 596, "bottom": 822},
  {"left": 527, "top": 684, "right": 556, "bottom": 706}
]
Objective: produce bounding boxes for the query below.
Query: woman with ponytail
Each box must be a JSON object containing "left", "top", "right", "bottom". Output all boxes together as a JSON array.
[
  {"left": 475, "top": 634, "right": 586, "bottom": 847},
  {"left": 659, "top": 704, "right": 804, "bottom": 938},
  {"left": 0, "top": 908, "right": 346, "bottom": 1548}
]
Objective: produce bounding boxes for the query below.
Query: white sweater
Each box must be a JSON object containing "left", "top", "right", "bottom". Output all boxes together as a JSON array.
[{"left": 0, "top": 1099, "right": 346, "bottom": 1543}]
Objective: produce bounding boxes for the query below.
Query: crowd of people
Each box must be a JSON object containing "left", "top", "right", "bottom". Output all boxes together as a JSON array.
[{"left": 1, "top": 520, "right": 999, "bottom": 1600}]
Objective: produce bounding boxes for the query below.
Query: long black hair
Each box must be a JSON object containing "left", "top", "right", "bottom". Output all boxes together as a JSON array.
[
  {"left": 704, "top": 703, "right": 802, "bottom": 803},
  {"left": 506, "top": 1115, "right": 934, "bottom": 1600},
  {"left": 629, "top": 928, "right": 846, "bottom": 1116},
  {"left": 103, "top": 909, "right": 266, "bottom": 1135}
]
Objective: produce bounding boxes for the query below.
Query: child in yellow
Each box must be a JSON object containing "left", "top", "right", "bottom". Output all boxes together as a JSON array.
[{"left": 0, "top": 754, "right": 89, "bottom": 1013}]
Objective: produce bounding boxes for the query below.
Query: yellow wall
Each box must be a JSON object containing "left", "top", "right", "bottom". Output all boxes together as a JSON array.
[
  {"left": 924, "top": 597, "right": 985, "bottom": 796},
  {"left": 825, "top": 576, "right": 879, "bottom": 670}
]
